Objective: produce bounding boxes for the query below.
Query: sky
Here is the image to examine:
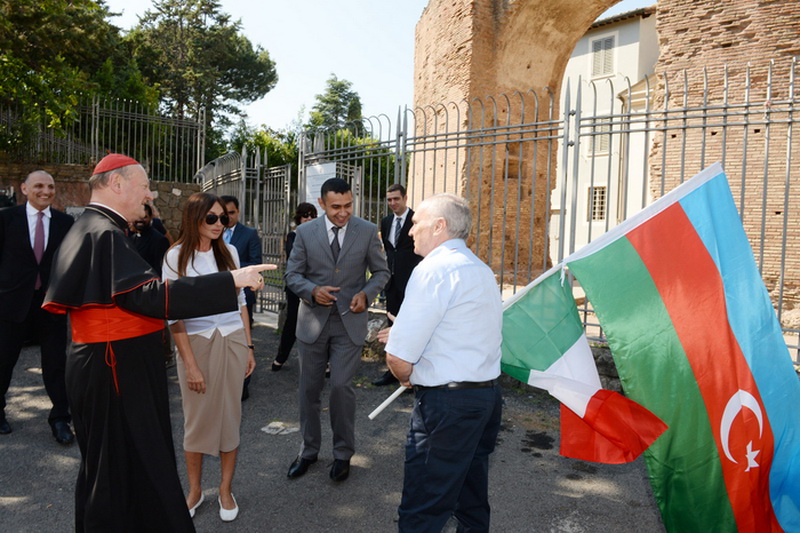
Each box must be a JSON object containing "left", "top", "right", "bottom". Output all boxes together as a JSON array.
[{"left": 102, "top": 0, "right": 655, "bottom": 132}]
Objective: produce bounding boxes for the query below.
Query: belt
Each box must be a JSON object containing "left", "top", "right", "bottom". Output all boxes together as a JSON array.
[{"left": 413, "top": 379, "right": 497, "bottom": 392}]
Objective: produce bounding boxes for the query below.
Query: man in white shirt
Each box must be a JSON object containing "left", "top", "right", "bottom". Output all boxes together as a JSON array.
[{"left": 379, "top": 193, "right": 503, "bottom": 532}]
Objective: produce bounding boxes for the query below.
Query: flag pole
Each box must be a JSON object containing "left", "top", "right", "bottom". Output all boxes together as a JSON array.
[{"left": 368, "top": 385, "right": 408, "bottom": 420}]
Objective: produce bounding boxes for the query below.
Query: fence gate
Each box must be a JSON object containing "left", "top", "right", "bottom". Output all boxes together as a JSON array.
[{"left": 197, "top": 147, "right": 291, "bottom": 315}]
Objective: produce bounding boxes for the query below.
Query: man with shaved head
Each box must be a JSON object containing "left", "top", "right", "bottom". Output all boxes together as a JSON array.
[{"left": 0, "top": 170, "right": 74, "bottom": 444}]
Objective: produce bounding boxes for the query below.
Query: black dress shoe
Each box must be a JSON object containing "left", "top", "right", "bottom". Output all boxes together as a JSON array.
[
  {"left": 372, "top": 371, "right": 399, "bottom": 387},
  {"left": 51, "top": 421, "right": 74, "bottom": 445},
  {"left": 287, "top": 456, "right": 317, "bottom": 478},
  {"left": 0, "top": 419, "right": 11, "bottom": 435},
  {"left": 271, "top": 361, "right": 284, "bottom": 372},
  {"left": 330, "top": 459, "right": 350, "bottom": 482}
]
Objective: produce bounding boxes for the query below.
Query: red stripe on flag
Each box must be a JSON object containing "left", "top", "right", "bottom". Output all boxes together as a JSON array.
[
  {"left": 559, "top": 390, "right": 667, "bottom": 464},
  {"left": 628, "top": 203, "right": 780, "bottom": 532}
]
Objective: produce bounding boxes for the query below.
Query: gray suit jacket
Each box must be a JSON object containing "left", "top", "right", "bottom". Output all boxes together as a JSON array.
[{"left": 285, "top": 215, "right": 389, "bottom": 345}]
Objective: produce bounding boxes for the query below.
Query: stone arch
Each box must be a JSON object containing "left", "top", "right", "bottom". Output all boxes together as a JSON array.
[
  {"left": 412, "top": 0, "right": 624, "bottom": 279},
  {"left": 413, "top": 0, "right": 622, "bottom": 121}
]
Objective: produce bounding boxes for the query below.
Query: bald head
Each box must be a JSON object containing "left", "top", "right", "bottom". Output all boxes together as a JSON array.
[{"left": 21, "top": 170, "right": 56, "bottom": 211}]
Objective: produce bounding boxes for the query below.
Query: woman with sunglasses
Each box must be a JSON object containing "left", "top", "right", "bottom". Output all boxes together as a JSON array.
[
  {"left": 272, "top": 202, "right": 317, "bottom": 371},
  {"left": 162, "top": 192, "right": 256, "bottom": 523}
]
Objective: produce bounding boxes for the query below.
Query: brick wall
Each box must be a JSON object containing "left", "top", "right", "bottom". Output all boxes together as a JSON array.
[
  {"left": 0, "top": 163, "right": 200, "bottom": 236},
  {"left": 652, "top": 0, "right": 800, "bottom": 314},
  {"left": 413, "top": 0, "right": 622, "bottom": 283}
]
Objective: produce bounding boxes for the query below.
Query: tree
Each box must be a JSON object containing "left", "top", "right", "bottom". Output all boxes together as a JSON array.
[
  {"left": 0, "top": 0, "right": 157, "bottom": 154},
  {"left": 129, "top": 0, "right": 278, "bottom": 159},
  {"left": 307, "top": 74, "right": 362, "bottom": 131}
]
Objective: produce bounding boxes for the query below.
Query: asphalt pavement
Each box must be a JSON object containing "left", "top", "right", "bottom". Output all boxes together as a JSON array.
[{"left": 0, "top": 312, "right": 666, "bottom": 532}]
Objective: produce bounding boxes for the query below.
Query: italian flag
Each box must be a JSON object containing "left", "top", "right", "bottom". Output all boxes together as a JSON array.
[
  {"left": 563, "top": 163, "right": 800, "bottom": 532},
  {"left": 502, "top": 268, "right": 668, "bottom": 464}
]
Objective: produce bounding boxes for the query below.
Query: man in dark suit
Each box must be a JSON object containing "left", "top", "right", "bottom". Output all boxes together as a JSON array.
[
  {"left": 221, "top": 195, "right": 262, "bottom": 326},
  {"left": 285, "top": 178, "right": 389, "bottom": 482},
  {"left": 129, "top": 203, "right": 170, "bottom": 276},
  {"left": 373, "top": 184, "right": 422, "bottom": 387},
  {"left": 221, "top": 195, "right": 263, "bottom": 401},
  {"left": 0, "top": 170, "right": 74, "bottom": 443}
]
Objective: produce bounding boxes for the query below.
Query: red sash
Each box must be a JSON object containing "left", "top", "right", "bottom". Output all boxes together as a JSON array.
[{"left": 71, "top": 306, "right": 165, "bottom": 395}]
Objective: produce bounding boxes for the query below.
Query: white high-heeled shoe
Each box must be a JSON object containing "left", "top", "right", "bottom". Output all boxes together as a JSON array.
[
  {"left": 188, "top": 493, "right": 204, "bottom": 518},
  {"left": 219, "top": 493, "right": 239, "bottom": 522}
]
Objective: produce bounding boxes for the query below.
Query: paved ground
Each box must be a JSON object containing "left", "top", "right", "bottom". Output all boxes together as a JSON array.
[{"left": 0, "top": 312, "right": 665, "bottom": 532}]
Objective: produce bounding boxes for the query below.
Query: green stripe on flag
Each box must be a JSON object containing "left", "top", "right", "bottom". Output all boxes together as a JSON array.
[
  {"left": 501, "top": 271, "right": 584, "bottom": 384},
  {"left": 568, "top": 237, "right": 737, "bottom": 533}
]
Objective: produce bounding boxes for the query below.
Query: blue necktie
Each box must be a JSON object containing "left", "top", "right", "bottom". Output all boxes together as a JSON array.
[{"left": 224, "top": 228, "right": 232, "bottom": 244}]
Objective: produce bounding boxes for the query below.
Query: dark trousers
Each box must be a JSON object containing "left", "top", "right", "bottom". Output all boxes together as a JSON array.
[
  {"left": 244, "top": 288, "right": 255, "bottom": 390},
  {"left": 399, "top": 385, "right": 502, "bottom": 533},
  {"left": 385, "top": 283, "right": 404, "bottom": 319},
  {"left": 0, "top": 289, "right": 70, "bottom": 425},
  {"left": 276, "top": 289, "right": 300, "bottom": 364}
]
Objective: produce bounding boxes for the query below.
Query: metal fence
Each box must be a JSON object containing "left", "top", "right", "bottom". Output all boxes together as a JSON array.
[
  {"left": 297, "top": 58, "right": 800, "bottom": 360},
  {"left": 197, "top": 147, "right": 291, "bottom": 314},
  {"left": 1, "top": 94, "right": 204, "bottom": 182}
]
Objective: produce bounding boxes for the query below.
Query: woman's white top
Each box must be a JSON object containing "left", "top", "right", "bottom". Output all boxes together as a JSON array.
[{"left": 162, "top": 243, "right": 246, "bottom": 337}]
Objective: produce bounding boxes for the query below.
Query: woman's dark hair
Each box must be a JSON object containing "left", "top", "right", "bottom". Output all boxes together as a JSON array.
[
  {"left": 170, "top": 192, "right": 237, "bottom": 276},
  {"left": 293, "top": 202, "right": 318, "bottom": 225}
]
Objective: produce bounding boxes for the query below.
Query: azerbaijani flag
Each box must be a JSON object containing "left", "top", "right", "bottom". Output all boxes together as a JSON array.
[
  {"left": 502, "top": 267, "right": 667, "bottom": 464},
  {"left": 565, "top": 163, "right": 800, "bottom": 532}
]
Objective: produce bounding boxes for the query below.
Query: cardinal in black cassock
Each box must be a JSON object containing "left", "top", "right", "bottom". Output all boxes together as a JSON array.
[{"left": 44, "top": 154, "right": 244, "bottom": 532}]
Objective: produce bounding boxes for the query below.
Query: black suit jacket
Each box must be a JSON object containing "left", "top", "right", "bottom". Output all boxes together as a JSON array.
[
  {"left": 0, "top": 204, "right": 73, "bottom": 322},
  {"left": 380, "top": 209, "right": 422, "bottom": 307}
]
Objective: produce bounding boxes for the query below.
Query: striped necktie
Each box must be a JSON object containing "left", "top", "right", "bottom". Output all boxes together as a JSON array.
[{"left": 393, "top": 217, "right": 402, "bottom": 247}]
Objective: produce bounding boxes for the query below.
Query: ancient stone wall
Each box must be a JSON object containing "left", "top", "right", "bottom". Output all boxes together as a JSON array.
[
  {"left": 414, "top": 0, "right": 799, "bottom": 313},
  {"left": 413, "top": 0, "right": 621, "bottom": 284},
  {"left": 0, "top": 163, "right": 199, "bottom": 236},
  {"left": 652, "top": 0, "right": 800, "bottom": 314}
]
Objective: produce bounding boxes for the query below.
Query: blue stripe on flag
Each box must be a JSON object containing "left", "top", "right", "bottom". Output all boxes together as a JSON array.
[{"left": 679, "top": 170, "right": 800, "bottom": 530}]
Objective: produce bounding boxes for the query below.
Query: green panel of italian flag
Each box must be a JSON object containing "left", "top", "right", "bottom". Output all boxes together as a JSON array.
[
  {"left": 565, "top": 163, "right": 800, "bottom": 532},
  {"left": 502, "top": 269, "right": 668, "bottom": 464}
]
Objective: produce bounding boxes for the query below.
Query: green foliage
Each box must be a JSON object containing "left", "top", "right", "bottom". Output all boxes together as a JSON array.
[
  {"left": 129, "top": 0, "right": 278, "bottom": 160},
  {"left": 0, "top": 0, "right": 157, "bottom": 154},
  {"left": 307, "top": 74, "right": 363, "bottom": 130},
  {"left": 229, "top": 120, "right": 299, "bottom": 188}
]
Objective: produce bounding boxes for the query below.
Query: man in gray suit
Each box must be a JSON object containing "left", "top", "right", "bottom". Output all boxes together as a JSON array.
[{"left": 285, "top": 178, "right": 389, "bottom": 482}]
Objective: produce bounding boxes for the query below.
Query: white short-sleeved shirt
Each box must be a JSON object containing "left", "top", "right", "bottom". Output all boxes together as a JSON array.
[
  {"left": 384, "top": 239, "right": 502, "bottom": 386},
  {"left": 162, "top": 244, "right": 246, "bottom": 337}
]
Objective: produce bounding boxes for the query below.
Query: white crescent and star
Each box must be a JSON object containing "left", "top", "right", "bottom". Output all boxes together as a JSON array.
[{"left": 720, "top": 390, "right": 764, "bottom": 472}]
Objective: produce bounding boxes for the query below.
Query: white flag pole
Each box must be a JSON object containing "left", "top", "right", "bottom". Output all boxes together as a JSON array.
[{"left": 368, "top": 385, "right": 408, "bottom": 420}]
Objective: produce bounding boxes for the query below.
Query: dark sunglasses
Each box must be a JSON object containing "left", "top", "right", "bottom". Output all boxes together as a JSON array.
[
  {"left": 204, "top": 213, "right": 230, "bottom": 226},
  {"left": 300, "top": 212, "right": 316, "bottom": 219}
]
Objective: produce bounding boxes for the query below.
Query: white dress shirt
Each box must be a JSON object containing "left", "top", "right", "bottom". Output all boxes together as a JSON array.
[
  {"left": 162, "top": 244, "right": 246, "bottom": 337},
  {"left": 26, "top": 203, "right": 51, "bottom": 249},
  {"left": 323, "top": 215, "right": 347, "bottom": 247},
  {"left": 385, "top": 238, "right": 502, "bottom": 386}
]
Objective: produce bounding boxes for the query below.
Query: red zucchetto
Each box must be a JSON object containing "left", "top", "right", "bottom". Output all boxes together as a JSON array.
[{"left": 92, "top": 153, "right": 141, "bottom": 176}]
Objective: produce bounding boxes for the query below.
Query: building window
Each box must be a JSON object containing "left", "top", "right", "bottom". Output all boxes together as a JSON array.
[
  {"left": 588, "top": 186, "right": 607, "bottom": 221},
  {"left": 588, "top": 123, "right": 611, "bottom": 155},
  {"left": 591, "top": 35, "right": 615, "bottom": 78}
]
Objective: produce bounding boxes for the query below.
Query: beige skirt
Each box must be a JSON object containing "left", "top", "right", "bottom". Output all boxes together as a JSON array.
[{"left": 177, "top": 328, "right": 247, "bottom": 455}]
